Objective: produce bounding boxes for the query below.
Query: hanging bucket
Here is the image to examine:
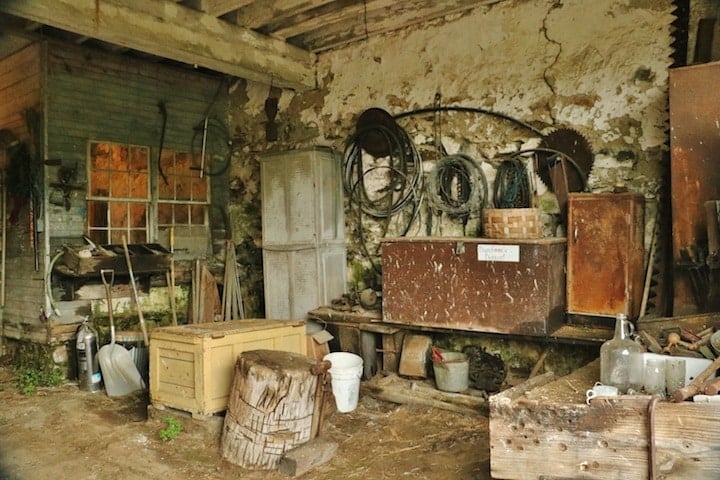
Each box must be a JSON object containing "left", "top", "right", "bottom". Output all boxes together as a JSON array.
[
  {"left": 324, "top": 352, "right": 363, "bottom": 413},
  {"left": 433, "top": 352, "right": 469, "bottom": 393}
]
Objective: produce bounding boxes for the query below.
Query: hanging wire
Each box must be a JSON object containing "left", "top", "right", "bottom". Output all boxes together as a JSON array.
[
  {"left": 343, "top": 120, "right": 423, "bottom": 273},
  {"left": 426, "top": 154, "right": 487, "bottom": 217},
  {"left": 394, "top": 105, "right": 545, "bottom": 136},
  {"left": 493, "top": 157, "right": 532, "bottom": 208},
  {"left": 343, "top": 123, "right": 422, "bottom": 218}
]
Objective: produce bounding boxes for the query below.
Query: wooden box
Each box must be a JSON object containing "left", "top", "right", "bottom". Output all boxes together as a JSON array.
[
  {"left": 61, "top": 243, "right": 170, "bottom": 277},
  {"left": 489, "top": 360, "right": 720, "bottom": 480},
  {"left": 381, "top": 237, "right": 567, "bottom": 336},
  {"left": 149, "top": 319, "right": 306, "bottom": 417}
]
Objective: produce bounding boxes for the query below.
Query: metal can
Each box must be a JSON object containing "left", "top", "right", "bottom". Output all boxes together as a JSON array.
[{"left": 76, "top": 317, "right": 103, "bottom": 392}]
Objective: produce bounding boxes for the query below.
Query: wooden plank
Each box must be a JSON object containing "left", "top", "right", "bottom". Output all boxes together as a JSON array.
[
  {"left": 283, "top": 0, "right": 496, "bottom": 52},
  {"left": 278, "top": 437, "right": 338, "bottom": 477},
  {"left": 638, "top": 313, "right": 720, "bottom": 338},
  {"left": 200, "top": 0, "right": 254, "bottom": 17},
  {"left": 74, "top": 284, "right": 133, "bottom": 301},
  {"left": 489, "top": 371, "right": 556, "bottom": 405},
  {"left": 366, "top": 373, "right": 487, "bottom": 414},
  {"left": 232, "top": 0, "right": 336, "bottom": 29},
  {"left": 0, "top": 54, "right": 40, "bottom": 88},
  {"left": 0, "top": 0, "right": 316, "bottom": 90}
]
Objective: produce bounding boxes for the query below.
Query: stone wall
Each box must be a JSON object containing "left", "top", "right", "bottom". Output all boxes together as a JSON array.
[{"left": 227, "top": 0, "right": 678, "bottom": 312}]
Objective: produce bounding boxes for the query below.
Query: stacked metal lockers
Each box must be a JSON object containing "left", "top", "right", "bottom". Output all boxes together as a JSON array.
[{"left": 260, "top": 147, "right": 346, "bottom": 320}]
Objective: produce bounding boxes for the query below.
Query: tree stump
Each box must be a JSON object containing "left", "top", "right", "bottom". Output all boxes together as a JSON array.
[{"left": 221, "top": 349, "right": 319, "bottom": 469}]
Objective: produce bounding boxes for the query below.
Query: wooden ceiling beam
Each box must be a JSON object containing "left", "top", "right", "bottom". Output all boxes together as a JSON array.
[
  {"left": 0, "top": 0, "right": 316, "bottom": 90},
  {"left": 288, "top": 0, "right": 502, "bottom": 52},
  {"left": 183, "top": 0, "right": 253, "bottom": 18},
  {"left": 232, "top": 0, "right": 339, "bottom": 30}
]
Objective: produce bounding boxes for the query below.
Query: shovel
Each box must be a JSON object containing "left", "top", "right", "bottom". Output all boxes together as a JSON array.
[{"left": 97, "top": 268, "right": 144, "bottom": 397}]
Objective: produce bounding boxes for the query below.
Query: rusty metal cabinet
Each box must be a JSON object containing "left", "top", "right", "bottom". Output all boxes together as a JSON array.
[
  {"left": 669, "top": 63, "right": 720, "bottom": 315},
  {"left": 567, "top": 193, "right": 644, "bottom": 318}
]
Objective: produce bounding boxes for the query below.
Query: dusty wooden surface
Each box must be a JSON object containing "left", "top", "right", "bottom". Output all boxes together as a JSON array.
[
  {"left": 149, "top": 321, "right": 307, "bottom": 416},
  {"left": 489, "top": 359, "right": 720, "bottom": 480}
]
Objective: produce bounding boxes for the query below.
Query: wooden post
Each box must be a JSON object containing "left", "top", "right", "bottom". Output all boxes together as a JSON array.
[{"left": 221, "top": 350, "right": 319, "bottom": 470}]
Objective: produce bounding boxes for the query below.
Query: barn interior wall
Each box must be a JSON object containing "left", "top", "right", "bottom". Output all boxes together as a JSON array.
[
  {"left": 1, "top": 41, "right": 233, "bottom": 351},
  {"left": 0, "top": 43, "right": 47, "bottom": 342},
  {"left": 227, "top": 0, "right": 677, "bottom": 316}
]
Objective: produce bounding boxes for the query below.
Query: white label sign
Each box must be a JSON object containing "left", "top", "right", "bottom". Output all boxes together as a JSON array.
[{"left": 477, "top": 244, "right": 520, "bottom": 262}]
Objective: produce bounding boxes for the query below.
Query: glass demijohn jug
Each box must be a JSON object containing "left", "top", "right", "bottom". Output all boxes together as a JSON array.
[{"left": 600, "top": 313, "right": 641, "bottom": 393}]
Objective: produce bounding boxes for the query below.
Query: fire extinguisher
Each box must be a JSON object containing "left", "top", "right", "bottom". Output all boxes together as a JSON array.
[{"left": 76, "top": 316, "right": 102, "bottom": 392}]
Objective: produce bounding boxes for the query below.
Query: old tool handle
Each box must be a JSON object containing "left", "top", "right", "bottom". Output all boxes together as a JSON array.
[
  {"left": 122, "top": 236, "right": 149, "bottom": 347},
  {"left": 311, "top": 360, "right": 332, "bottom": 376},
  {"left": 100, "top": 268, "right": 116, "bottom": 344},
  {"left": 100, "top": 268, "right": 114, "bottom": 288},
  {"left": 672, "top": 354, "right": 720, "bottom": 402}
]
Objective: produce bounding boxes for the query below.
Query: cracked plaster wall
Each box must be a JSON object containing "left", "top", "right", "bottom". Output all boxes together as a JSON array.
[{"left": 227, "top": 0, "right": 676, "bottom": 312}]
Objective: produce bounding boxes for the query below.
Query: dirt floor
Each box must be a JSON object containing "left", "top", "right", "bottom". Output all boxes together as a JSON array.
[{"left": 0, "top": 364, "right": 491, "bottom": 480}]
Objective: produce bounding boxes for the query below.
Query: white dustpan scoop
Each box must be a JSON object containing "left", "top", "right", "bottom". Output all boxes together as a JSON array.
[{"left": 97, "top": 323, "right": 144, "bottom": 397}]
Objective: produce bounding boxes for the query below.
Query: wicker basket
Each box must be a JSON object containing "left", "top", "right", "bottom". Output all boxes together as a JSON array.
[{"left": 482, "top": 208, "right": 541, "bottom": 239}]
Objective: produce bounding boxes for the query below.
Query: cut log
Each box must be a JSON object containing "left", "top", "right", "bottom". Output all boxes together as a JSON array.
[
  {"left": 221, "top": 350, "right": 319, "bottom": 470},
  {"left": 278, "top": 437, "right": 338, "bottom": 477}
]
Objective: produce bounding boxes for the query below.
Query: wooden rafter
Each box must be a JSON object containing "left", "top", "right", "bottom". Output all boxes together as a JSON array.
[
  {"left": 275, "top": 0, "right": 501, "bottom": 52},
  {"left": 0, "top": 0, "right": 316, "bottom": 90}
]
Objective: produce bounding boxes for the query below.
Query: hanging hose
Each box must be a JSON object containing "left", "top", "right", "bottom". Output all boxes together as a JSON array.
[
  {"left": 426, "top": 154, "right": 487, "bottom": 217},
  {"left": 493, "top": 157, "right": 533, "bottom": 208},
  {"left": 343, "top": 123, "right": 422, "bottom": 218},
  {"left": 46, "top": 249, "right": 64, "bottom": 317},
  {"left": 343, "top": 119, "right": 423, "bottom": 273},
  {"left": 189, "top": 116, "right": 236, "bottom": 177},
  {"left": 394, "top": 105, "right": 545, "bottom": 136}
]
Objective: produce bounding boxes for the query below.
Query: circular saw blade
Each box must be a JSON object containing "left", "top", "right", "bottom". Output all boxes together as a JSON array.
[{"left": 537, "top": 128, "right": 594, "bottom": 192}]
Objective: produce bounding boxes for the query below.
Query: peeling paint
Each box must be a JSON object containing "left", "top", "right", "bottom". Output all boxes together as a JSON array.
[{"left": 227, "top": 0, "right": 677, "bottom": 319}]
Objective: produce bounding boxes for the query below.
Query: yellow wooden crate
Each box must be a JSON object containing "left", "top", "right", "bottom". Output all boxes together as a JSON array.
[{"left": 149, "top": 319, "right": 307, "bottom": 417}]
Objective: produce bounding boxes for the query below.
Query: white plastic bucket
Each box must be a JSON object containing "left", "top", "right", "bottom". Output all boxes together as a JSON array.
[{"left": 324, "top": 352, "right": 363, "bottom": 413}]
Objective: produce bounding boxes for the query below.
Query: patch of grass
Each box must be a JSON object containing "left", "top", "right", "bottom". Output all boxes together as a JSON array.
[
  {"left": 159, "top": 415, "right": 183, "bottom": 442},
  {"left": 15, "top": 367, "right": 64, "bottom": 395}
]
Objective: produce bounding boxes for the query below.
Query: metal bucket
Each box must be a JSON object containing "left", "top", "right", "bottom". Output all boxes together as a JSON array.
[
  {"left": 433, "top": 352, "right": 469, "bottom": 393},
  {"left": 115, "top": 331, "right": 149, "bottom": 386}
]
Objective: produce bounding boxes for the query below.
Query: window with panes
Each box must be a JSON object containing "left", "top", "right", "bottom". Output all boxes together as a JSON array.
[{"left": 87, "top": 141, "right": 208, "bottom": 244}]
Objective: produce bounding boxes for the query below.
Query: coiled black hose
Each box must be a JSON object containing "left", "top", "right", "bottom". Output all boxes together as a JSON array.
[
  {"left": 343, "top": 123, "right": 422, "bottom": 218},
  {"left": 493, "top": 157, "right": 532, "bottom": 208},
  {"left": 426, "top": 154, "right": 487, "bottom": 217},
  {"left": 343, "top": 121, "right": 423, "bottom": 273}
]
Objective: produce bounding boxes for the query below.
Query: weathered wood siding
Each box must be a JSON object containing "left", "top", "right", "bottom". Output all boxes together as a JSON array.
[
  {"left": 0, "top": 43, "right": 42, "bottom": 139},
  {"left": 1, "top": 40, "right": 229, "bottom": 346},
  {"left": 0, "top": 43, "right": 47, "bottom": 342},
  {"left": 45, "top": 41, "right": 228, "bottom": 241}
]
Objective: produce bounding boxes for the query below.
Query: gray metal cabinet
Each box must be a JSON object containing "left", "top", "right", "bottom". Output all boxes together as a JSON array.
[{"left": 260, "top": 147, "right": 346, "bottom": 319}]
